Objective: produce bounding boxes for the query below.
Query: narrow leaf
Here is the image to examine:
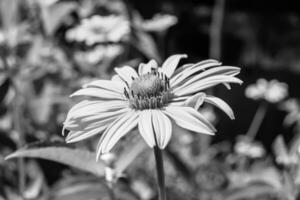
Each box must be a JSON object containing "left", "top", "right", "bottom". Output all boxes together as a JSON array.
[{"left": 5, "top": 146, "right": 105, "bottom": 177}]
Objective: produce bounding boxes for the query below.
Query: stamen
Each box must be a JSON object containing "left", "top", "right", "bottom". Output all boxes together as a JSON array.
[{"left": 124, "top": 70, "right": 172, "bottom": 110}]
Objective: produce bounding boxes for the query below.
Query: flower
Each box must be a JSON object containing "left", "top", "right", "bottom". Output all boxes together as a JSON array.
[
  {"left": 245, "top": 78, "right": 288, "bottom": 103},
  {"left": 65, "top": 15, "right": 129, "bottom": 45},
  {"left": 63, "top": 55, "right": 242, "bottom": 160},
  {"left": 234, "top": 136, "right": 265, "bottom": 158},
  {"left": 74, "top": 44, "right": 123, "bottom": 65}
]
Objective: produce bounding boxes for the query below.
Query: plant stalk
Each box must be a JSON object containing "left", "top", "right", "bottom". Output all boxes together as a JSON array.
[
  {"left": 246, "top": 102, "right": 268, "bottom": 140},
  {"left": 153, "top": 146, "right": 166, "bottom": 200}
]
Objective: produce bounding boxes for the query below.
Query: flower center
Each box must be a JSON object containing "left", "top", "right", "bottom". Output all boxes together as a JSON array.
[{"left": 124, "top": 70, "right": 171, "bottom": 110}]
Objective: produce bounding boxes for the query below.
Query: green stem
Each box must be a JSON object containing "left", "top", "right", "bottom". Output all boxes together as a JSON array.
[
  {"left": 153, "top": 147, "right": 166, "bottom": 200},
  {"left": 12, "top": 81, "right": 25, "bottom": 197},
  {"left": 246, "top": 102, "right": 268, "bottom": 140}
]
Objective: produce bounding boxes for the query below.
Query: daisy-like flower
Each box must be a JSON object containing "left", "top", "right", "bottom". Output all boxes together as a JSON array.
[
  {"left": 245, "top": 78, "right": 288, "bottom": 103},
  {"left": 63, "top": 54, "right": 242, "bottom": 160},
  {"left": 65, "top": 15, "right": 129, "bottom": 45}
]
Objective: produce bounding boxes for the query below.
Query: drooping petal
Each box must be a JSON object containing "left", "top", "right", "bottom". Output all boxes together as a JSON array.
[
  {"left": 96, "top": 111, "right": 139, "bottom": 158},
  {"left": 170, "top": 59, "right": 222, "bottom": 87},
  {"left": 83, "top": 80, "right": 126, "bottom": 93},
  {"left": 172, "top": 59, "right": 220, "bottom": 77},
  {"left": 70, "top": 88, "right": 125, "bottom": 100},
  {"left": 66, "top": 100, "right": 128, "bottom": 121},
  {"left": 184, "top": 93, "right": 206, "bottom": 110},
  {"left": 172, "top": 66, "right": 240, "bottom": 89},
  {"left": 164, "top": 106, "right": 216, "bottom": 135},
  {"left": 138, "top": 110, "right": 155, "bottom": 147},
  {"left": 114, "top": 66, "right": 138, "bottom": 85},
  {"left": 161, "top": 54, "right": 187, "bottom": 78},
  {"left": 173, "top": 75, "right": 243, "bottom": 97},
  {"left": 204, "top": 95, "right": 235, "bottom": 119},
  {"left": 151, "top": 110, "right": 172, "bottom": 149},
  {"left": 66, "top": 125, "right": 107, "bottom": 143},
  {"left": 64, "top": 108, "right": 130, "bottom": 142},
  {"left": 139, "top": 60, "right": 158, "bottom": 75}
]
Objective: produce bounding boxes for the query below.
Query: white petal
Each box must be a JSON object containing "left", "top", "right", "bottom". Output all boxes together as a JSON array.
[
  {"left": 152, "top": 110, "right": 172, "bottom": 149},
  {"left": 184, "top": 93, "right": 206, "bottom": 110},
  {"left": 172, "top": 66, "right": 240, "bottom": 89},
  {"left": 161, "top": 54, "right": 187, "bottom": 77},
  {"left": 204, "top": 95, "right": 235, "bottom": 119},
  {"left": 66, "top": 100, "right": 128, "bottom": 120},
  {"left": 170, "top": 60, "right": 222, "bottom": 87},
  {"left": 138, "top": 110, "right": 155, "bottom": 147},
  {"left": 66, "top": 126, "right": 107, "bottom": 143},
  {"left": 164, "top": 106, "right": 216, "bottom": 135},
  {"left": 114, "top": 66, "right": 138, "bottom": 85},
  {"left": 96, "top": 111, "right": 139, "bottom": 158},
  {"left": 174, "top": 75, "right": 243, "bottom": 97},
  {"left": 172, "top": 59, "right": 220, "bottom": 77},
  {"left": 83, "top": 80, "right": 126, "bottom": 93},
  {"left": 111, "top": 74, "right": 123, "bottom": 82},
  {"left": 139, "top": 60, "right": 158, "bottom": 75},
  {"left": 70, "top": 88, "right": 125, "bottom": 100}
]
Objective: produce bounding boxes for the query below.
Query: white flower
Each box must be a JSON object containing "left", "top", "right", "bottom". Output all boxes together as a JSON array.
[
  {"left": 142, "top": 14, "right": 178, "bottom": 32},
  {"left": 245, "top": 78, "right": 288, "bottom": 103},
  {"left": 75, "top": 45, "right": 123, "bottom": 65},
  {"left": 63, "top": 55, "right": 242, "bottom": 160},
  {"left": 66, "top": 15, "right": 129, "bottom": 45},
  {"left": 235, "top": 137, "right": 265, "bottom": 158}
]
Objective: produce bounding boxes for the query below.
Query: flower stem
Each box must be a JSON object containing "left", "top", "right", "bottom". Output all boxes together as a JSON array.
[
  {"left": 246, "top": 102, "right": 268, "bottom": 140},
  {"left": 153, "top": 146, "right": 166, "bottom": 200}
]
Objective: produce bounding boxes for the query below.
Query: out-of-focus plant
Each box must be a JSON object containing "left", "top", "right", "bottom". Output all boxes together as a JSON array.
[{"left": 245, "top": 78, "right": 288, "bottom": 140}]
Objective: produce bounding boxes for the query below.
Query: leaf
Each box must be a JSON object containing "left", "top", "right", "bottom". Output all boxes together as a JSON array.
[
  {"left": 224, "top": 184, "right": 280, "bottom": 200},
  {"left": 0, "top": 78, "right": 10, "bottom": 104},
  {"left": 133, "top": 29, "right": 161, "bottom": 62},
  {"left": 115, "top": 137, "right": 147, "bottom": 175},
  {"left": 50, "top": 177, "right": 111, "bottom": 200},
  {"left": 5, "top": 145, "right": 105, "bottom": 177},
  {"left": 40, "top": 2, "right": 77, "bottom": 35}
]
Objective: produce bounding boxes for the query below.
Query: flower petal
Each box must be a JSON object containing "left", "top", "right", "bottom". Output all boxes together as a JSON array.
[
  {"left": 173, "top": 75, "right": 243, "bottom": 97},
  {"left": 70, "top": 88, "right": 125, "bottom": 100},
  {"left": 114, "top": 66, "right": 138, "bottom": 85},
  {"left": 83, "top": 80, "right": 126, "bottom": 93},
  {"left": 184, "top": 93, "right": 206, "bottom": 110},
  {"left": 161, "top": 54, "right": 187, "bottom": 77},
  {"left": 139, "top": 60, "right": 158, "bottom": 75},
  {"left": 96, "top": 111, "right": 139, "bottom": 158},
  {"left": 172, "top": 66, "right": 240, "bottom": 89},
  {"left": 204, "top": 95, "right": 235, "bottom": 119},
  {"left": 66, "top": 126, "right": 107, "bottom": 143},
  {"left": 164, "top": 106, "right": 216, "bottom": 135},
  {"left": 66, "top": 100, "right": 128, "bottom": 121},
  {"left": 170, "top": 59, "right": 222, "bottom": 86},
  {"left": 152, "top": 110, "right": 172, "bottom": 149},
  {"left": 138, "top": 110, "right": 155, "bottom": 147}
]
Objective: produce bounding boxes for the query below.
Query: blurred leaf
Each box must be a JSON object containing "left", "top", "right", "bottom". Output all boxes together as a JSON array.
[
  {"left": 50, "top": 177, "right": 111, "bottom": 200},
  {"left": 229, "top": 167, "right": 282, "bottom": 190},
  {"left": 24, "top": 161, "right": 45, "bottom": 199},
  {"left": 0, "top": 78, "right": 10, "bottom": 104},
  {"left": 224, "top": 184, "right": 279, "bottom": 200},
  {"left": 5, "top": 145, "right": 105, "bottom": 177},
  {"left": 115, "top": 137, "right": 147, "bottom": 175},
  {"left": 272, "top": 135, "right": 297, "bottom": 166},
  {"left": 133, "top": 30, "right": 161, "bottom": 62},
  {"left": 41, "top": 2, "right": 77, "bottom": 35}
]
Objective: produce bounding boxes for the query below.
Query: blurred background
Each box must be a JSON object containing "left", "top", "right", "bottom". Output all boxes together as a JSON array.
[{"left": 1, "top": 0, "right": 300, "bottom": 200}]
